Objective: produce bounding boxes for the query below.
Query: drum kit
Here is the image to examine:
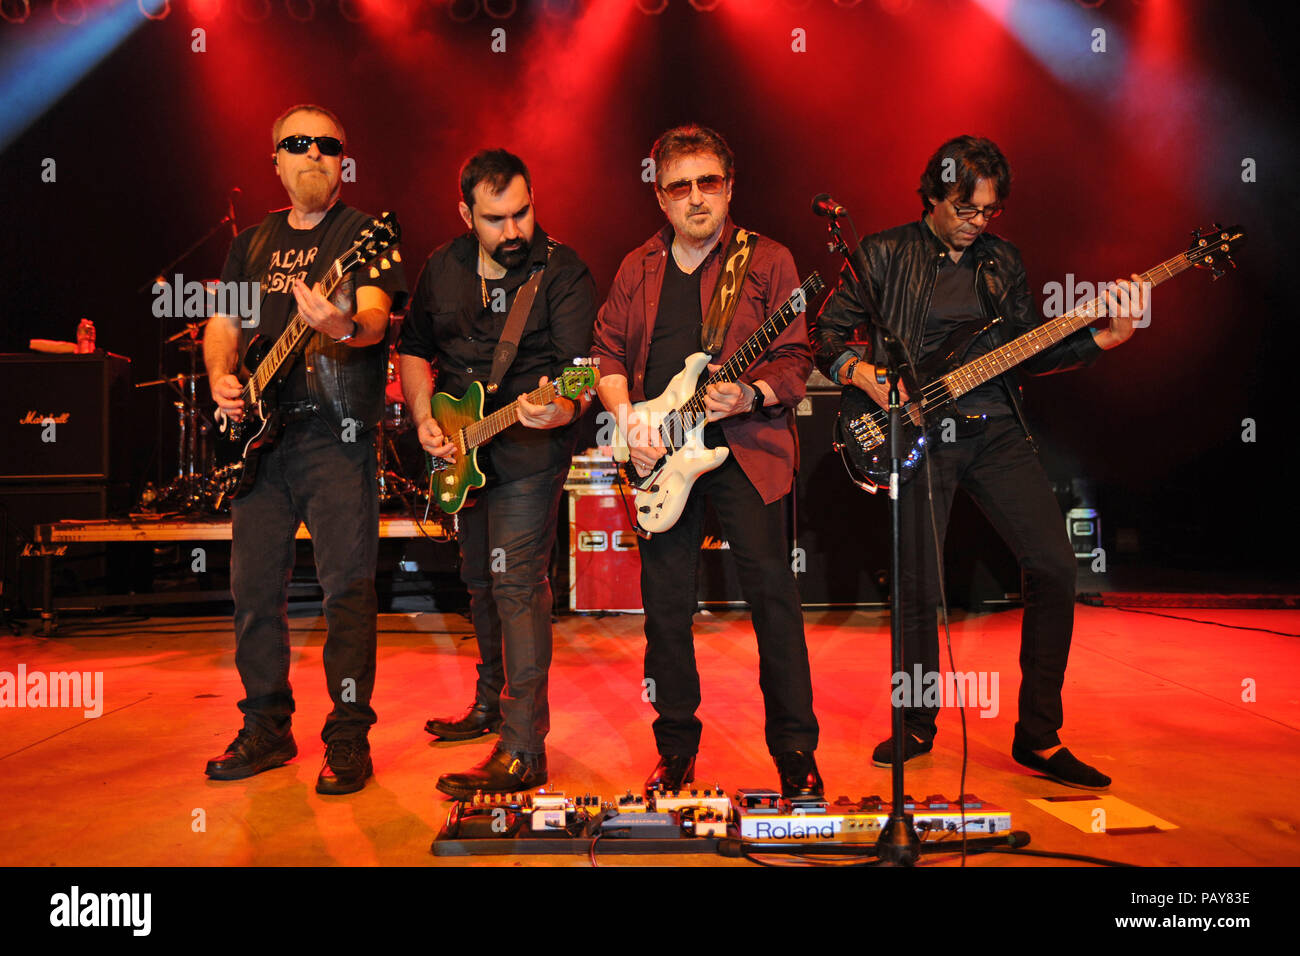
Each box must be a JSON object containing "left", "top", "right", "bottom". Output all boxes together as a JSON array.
[{"left": 136, "top": 301, "right": 426, "bottom": 516}]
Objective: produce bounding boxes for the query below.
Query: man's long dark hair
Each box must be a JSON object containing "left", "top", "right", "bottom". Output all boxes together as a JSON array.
[{"left": 917, "top": 135, "right": 1011, "bottom": 213}]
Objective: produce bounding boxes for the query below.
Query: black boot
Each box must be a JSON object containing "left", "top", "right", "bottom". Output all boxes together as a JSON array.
[
  {"left": 424, "top": 700, "right": 502, "bottom": 741},
  {"left": 774, "top": 750, "right": 824, "bottom": 799},
  {"left": 436, "top": 742, "right": 547, "bottom": 798},
  {"left": 205, "top": 729, "right": 297, "bottom": 780},
  {"left": 644, "top": 754, "right": 696, "bottom": 794},
  {"left": 316, "top": 737, "right": 373, "bottom": 795}
]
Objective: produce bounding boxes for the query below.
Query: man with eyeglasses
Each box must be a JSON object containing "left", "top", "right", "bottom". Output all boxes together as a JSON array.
[
  {"left": 592, "top": 125, "right": 823, "bottom": 799},
  {"left": 811, "top": 135, "right": 1146, "bottom": 790},
  {"left": 203, "top": 104, "right": 405, "bottom": 794}
]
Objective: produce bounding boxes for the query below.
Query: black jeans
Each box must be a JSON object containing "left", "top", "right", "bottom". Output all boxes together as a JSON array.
[
  {"left": 637, "top": 454, "right": 818, "bottom": 757},
  {"left": 455, "top": 466, "right": 568, "bottom": 755},
  {"left": 230, "top": 416, "right": 379, "bottom": 742},
  {"left": 899, "top": 415, "right": 1077, "bottom": 750}
]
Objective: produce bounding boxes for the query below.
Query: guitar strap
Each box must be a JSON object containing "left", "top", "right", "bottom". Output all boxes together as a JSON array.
[
  {"left": 700, "top": 228, "right": 758, "bottom": 355},
  {"left": 486, "top": 237, "right": 558, "bottom": 394}
]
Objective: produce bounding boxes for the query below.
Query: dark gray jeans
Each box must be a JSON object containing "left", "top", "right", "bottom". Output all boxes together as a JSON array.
[
  {"left": 230, "top": 416, "right": 379, "bottom": 743},
  {"left": 455, "top": 466, "right": 568, "bottom": 755}
]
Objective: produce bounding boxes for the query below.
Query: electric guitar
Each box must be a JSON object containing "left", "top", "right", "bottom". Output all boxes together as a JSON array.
[
  {"left": 836, "top": 224, "right": 1245, "bottom": 492},
  {"left": 425, "top": 361, "right": 600, "bottom": 514},
  {"left": 613, "top": 272, "right": 825, "bottom": 534},
  {"left": 212, "top": 212, "right": 401, "bottom": 503}
]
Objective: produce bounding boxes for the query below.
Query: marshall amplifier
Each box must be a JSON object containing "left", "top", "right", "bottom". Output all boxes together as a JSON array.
[{"left": 0, "top": 353, "right": 131, "bottom": 482}]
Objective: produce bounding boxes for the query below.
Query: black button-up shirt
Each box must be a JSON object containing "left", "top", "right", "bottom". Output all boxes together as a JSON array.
[{"left": 397, "top": 227, "right": 598, "bottom": 483}]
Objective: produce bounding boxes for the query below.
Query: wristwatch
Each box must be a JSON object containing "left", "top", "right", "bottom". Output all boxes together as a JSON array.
[{"left": 335, "top": 318, "right": 358, "bottom": 344}]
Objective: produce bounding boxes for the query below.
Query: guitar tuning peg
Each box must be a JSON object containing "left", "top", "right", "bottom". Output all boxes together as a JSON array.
[
  {"left": 369, "top": 267, "right": 380, "bottom": 278},
  {"left": 380, "top": 259, "right": 391, "bottom": 270},
  {"left": 391, "top": 250, "right": 401, "bottom": 263}
]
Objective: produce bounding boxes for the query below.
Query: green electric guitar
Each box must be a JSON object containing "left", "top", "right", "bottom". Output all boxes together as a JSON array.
[{"left": 426, "top": 361, "right": 600, "bottom": 514}]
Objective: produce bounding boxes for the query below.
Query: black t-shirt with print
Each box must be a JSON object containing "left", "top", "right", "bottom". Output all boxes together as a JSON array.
[{"left": 220, "top": 203, "right": 405, "bottom": 404}]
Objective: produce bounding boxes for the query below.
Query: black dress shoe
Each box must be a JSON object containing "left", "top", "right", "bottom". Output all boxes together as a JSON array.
[
  {"left": 774, "top": 750, "right": 824, "bottom": 799},
  {"left": 871, "top": 732, "right": 933, "bottom": 768},
  {"left": 205, "top": 729, "right": 297, "bottom": 780},
  {"left": 316, "top": 737, "right": 373, "bottom": 795},
  {"left": 424, "top": 700, "right": 502, "bottom": 741},
  {"left": 644, "top": 754, "right": 696, "bottom": 794},
  {"left": 436, "top": 742, "right": 547, "bottom": 798},
  {"left": 1012, "top": 742, "right": 1111, "bottom": 791}
]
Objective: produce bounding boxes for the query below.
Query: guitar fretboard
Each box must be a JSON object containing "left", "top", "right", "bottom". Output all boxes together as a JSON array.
[
  {"left": 242, "top": 257, "right": 352, "bottom": 406},
  {"left": 664, "top": 272, "right": 823, "bottom": 445},
  {"left": 463, "top": 382, "right": 560, "bottom": 449},
  {"left": 928, "top": 251, "right": 1193, "bottom": 409}
]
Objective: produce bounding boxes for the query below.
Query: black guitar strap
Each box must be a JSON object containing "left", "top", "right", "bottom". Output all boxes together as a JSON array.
[{"left": 486, "top": 237, "right": 557, "bottom": 394}]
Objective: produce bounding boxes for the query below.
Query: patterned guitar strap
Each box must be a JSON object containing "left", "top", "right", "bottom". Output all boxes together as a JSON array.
[{"left": 700, "top": 228, "right": 758, "bottom": 355}]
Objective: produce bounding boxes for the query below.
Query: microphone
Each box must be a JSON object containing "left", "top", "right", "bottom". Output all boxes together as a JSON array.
[
  {"left": 811, "top": 193, "right": 848, "bottom": 218},
  {"left": 227, "top": 187, "right": 241, "bottom": 237}
]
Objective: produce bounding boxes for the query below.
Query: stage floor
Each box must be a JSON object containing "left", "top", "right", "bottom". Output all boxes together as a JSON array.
[{"left": 1, "top": 604, "right": 1297, "bottom": 867}]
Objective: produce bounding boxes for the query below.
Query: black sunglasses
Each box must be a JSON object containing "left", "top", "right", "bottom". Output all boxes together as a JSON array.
[{"left": 276, "top": 134, "right": 344, "bottom": 156}]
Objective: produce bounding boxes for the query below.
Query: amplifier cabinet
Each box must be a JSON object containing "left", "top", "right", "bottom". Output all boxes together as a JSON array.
[{"left": 0, "top": 353, "right": 131, "bottom": 482}]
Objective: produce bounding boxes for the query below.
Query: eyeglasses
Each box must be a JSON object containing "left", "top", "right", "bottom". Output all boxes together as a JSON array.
[
  {"left": 657, "top": 174, "right": 727, "bottom": 201},
  {"left": 948, "top": 198, "right": 1003, "bottom": 221},
  {"left": 276, "top": 135, "right": 344, "bottom": 156}
]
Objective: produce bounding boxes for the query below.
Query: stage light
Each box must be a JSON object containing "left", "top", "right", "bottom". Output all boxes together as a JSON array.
[
  {"left": 0, "top": 0, "right": 30, "bottom": 25},
  {"left": 188, "top": 0, "right": 223, "bottom": 21},
  {"left": 238, "top": 0, "right": 271, "bottom": 21},
  {"left": 53, "top": 0, "right": 87, "bottom": 24},
  {"left": 285, "top": 0, "right": 315, "bottom": 20},
  {"left": 483, "top": 0, "right": 516, "bottom": 18},
  {"left": 635, "top": 0, "right": 668, "bottom": 15},
  {"left": 139, "top": 0, "right": 171, "bottom": 19},
  {"left": 687, "top": 0, "right": 720, "bottom": 11},
  {"left": 448, "top": 0, "right": 478, "bottom": 22}
]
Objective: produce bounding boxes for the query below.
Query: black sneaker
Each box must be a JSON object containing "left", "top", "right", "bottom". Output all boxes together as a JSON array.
[
  {"left": 871, "top": 732, "right": 933, "bottom": 768},
  {"left": 205, "top": 729, "right": 297, "bottom": 780},
  {"left": 1012, "top": 742, "right": 1111, "bottom": 791},
  {"left": 316, "top": 737, "right": 373, "bottom": 795}
]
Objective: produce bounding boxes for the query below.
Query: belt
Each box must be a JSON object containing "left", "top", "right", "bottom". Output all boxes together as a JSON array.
[{"left": 278, "top": 401, "right": 321, "bottom": 424}]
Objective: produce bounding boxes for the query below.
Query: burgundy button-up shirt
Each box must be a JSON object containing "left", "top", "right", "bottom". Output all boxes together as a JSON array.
[{"left": 591, "top": 220, "right": 812, "bottom": 505}]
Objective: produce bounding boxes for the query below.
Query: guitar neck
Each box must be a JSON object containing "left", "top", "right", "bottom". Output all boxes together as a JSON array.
[
  {"left": 463, "top": 382, "right": 559, "bottom": 449},
  {"left": 244, "top": 260, "right": 348, "bottom": 404},
  {"left": 933, "top": 251, "right": 1193, "bottom": 406},
  {"left": 676, "top": 274, "right": 820, "bottom": 429}
]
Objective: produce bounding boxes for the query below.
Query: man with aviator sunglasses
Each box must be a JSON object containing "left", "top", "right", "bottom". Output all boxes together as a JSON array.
[
  {"left": 592, "top": 125, "right": 823, "bottom": 799},
  {"left": 810, "top": 135, "right": 1147, "bottom": 790},
  {"left": 203, "top": 104, "right": 406, "bottom": 795}
]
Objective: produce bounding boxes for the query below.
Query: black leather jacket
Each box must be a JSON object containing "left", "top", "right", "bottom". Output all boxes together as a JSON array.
[{"left": 810, "top": 218, "right": 1103, "bottom": 445}]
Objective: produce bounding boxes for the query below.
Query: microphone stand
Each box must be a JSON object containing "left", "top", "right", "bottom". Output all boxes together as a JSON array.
[{"left": 820, "top": 210, "right": 1025, "bottom": 866}]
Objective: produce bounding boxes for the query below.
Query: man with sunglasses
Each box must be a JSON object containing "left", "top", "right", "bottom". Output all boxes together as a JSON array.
[
  {"left": 810, "top": 135, "right": 1146, "bottom": 790},
  {"left": 592, "top": 125, "right": 823, "bottom": 799},
  {"left": 203, "top": 104, "right": 405, "bottom": 794}
]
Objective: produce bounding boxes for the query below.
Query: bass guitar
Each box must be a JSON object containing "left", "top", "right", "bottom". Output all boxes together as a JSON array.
[
  {"left": 613, "top": 272, "right": 825, "bottom": 534},
  {"left": 212, "top": 212, "right": 401, "bottom": 502},
  {"left": 426, "top": 360, "right": 600, "bottom": 514},
  {"left": 836, "top": 224, "right": 1245, "bottom": 492}
]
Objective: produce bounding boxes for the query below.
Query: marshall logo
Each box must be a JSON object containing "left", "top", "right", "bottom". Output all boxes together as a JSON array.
[
  {"left": 19, "top": 411, "right": 70, "bottom": 425},
  {"left": 700, "top": 535, "right": 731, "bottom": 551}
]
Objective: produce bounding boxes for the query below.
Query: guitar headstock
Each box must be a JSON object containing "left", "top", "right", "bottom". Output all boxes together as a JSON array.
[
  {"left": 348, "top": 211, "right": 402, "bottom": 278},
  {"left": 556, "top": 359, "right": 600, "bottom": 399},
  {"left": 1186, "top": 223, "right": 1244, "bottom": 280}
]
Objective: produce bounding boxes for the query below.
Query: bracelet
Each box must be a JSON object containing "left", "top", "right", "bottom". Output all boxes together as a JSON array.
[
  {"left": 841, "top": 357, "right": 861, "bottom": 386},
  {"left": 334, "top": 318, "right": 358, "bottom": 344}
]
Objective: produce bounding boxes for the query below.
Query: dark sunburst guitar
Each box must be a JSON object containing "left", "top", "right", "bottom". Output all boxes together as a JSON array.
[
  {"left": 836, "top": 224, "right": 1245, "bottom": 492},
  {"left": 426, "top": 361, "right": 600, "bottom": 514}
]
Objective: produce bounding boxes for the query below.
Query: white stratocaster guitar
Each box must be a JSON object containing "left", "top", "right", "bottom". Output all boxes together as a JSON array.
[{"left": 612, "top": 272, "right": 824, "bottom": 534}]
